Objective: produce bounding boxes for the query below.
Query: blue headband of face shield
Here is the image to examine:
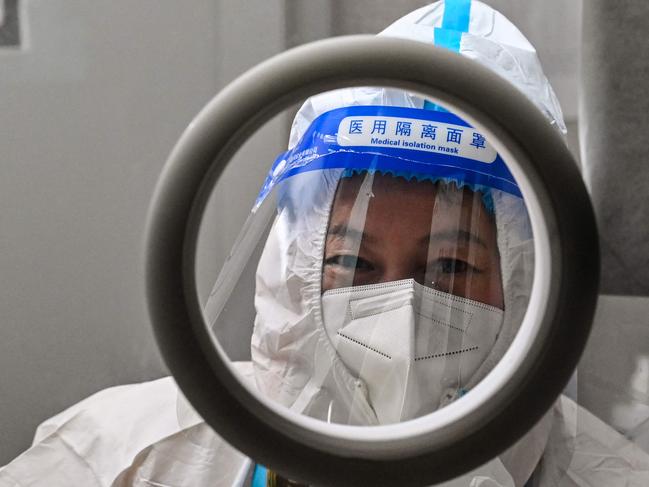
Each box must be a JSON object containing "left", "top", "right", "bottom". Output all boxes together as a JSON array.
[{"left": 254, "top": 105, "right": 520, "bottom": 212}]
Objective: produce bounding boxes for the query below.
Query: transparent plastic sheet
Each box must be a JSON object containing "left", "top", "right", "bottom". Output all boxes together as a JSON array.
[
  {"left": 84, "top": 1, "right": 648, "bottom": 485},
  {"left": 249, "top": 172, "right": 525, "bottom": 423},
  {"left": 197, "top": 95, "right": 544, "bottom": 485},
  {"left": 204, "top": 97, "right": 534, "bottom": 419},
  {"left": 194, "top": 109, "right": 649, "bottom": 486},
  {"left": 192, "top": 181, "right": 649, "bottom": 487},
  {"left": 3, "top": 2, "right": 646, "bottom": 486},
  {"left": 178, "top": 0, "right": 646, "bottom": 483}
]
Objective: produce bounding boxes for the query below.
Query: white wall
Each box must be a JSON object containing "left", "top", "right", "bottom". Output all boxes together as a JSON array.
[{"left": 0, "top": 0, "right": 285, "bottom": 464}]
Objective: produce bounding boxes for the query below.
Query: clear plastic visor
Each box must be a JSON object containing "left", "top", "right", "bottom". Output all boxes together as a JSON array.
[{"left": 201, "top": 106, "right": 534, "bottom": 427}]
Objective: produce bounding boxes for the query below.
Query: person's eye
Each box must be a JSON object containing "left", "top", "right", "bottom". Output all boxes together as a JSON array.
[
  {"left": 325, "top": 254, "right": 374, "bottom": 272},
  {"left": 430, "top": 258, "right": 476, "bottom": 275}
]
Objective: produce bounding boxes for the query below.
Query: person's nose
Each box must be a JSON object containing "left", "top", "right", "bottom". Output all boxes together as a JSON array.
[{"left": 376, "top": 262, "right": 417, "bottom": 284}]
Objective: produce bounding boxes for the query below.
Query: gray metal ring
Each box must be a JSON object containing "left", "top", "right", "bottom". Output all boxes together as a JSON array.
[{"left": 145, "top": 35, "right": 598, "bottom": 486}]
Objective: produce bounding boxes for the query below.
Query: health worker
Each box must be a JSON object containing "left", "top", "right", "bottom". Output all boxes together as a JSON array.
[{"left": 3, "top": 2, "right": 648, "bottom": 486}]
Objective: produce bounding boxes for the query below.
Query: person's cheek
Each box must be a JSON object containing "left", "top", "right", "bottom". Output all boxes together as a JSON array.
[
  {"left": 322, "top": 265, "right": 338, "bottom": 293},
  {"left": 480, "top": 264, "right": 504, "bottom": 309},
  {"left": 322, "top": 263, "right": 354, "bottom": 291}
]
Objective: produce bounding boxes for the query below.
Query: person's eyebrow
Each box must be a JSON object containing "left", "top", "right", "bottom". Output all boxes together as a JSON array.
[
  {"left": 425, "top": 229, "right": 488, "bottom": 249},
  {"left": 326, "top": 223, "right": 378, "bottom": 244}
]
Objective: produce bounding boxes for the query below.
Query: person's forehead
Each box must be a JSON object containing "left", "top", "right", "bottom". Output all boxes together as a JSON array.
[
  {"left": 335, "top": 173, "right": 437, "bottom": 196},
  {"left": 328, "top": 173, "right": 497, "bottom": 243},
  {"left": 332, "top": 173, "right": 488, "bottom": 215}
]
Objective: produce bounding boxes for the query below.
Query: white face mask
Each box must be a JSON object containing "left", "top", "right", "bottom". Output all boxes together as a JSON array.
[{"left": 321, "top": 279, "right": 504, "bottom": 424}]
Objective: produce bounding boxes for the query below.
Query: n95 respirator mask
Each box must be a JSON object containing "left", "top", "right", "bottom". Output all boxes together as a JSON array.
[{"left": 321, "top": 279, "right": 504, "bottom": 424}]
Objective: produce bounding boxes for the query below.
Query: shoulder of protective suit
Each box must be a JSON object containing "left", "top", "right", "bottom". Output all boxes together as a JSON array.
[
  {"left": 1, "top": 362, "right": 257, "bottom": 487},
  {"left": 0, "top": 377, "right": 182, "bottom": 487}
]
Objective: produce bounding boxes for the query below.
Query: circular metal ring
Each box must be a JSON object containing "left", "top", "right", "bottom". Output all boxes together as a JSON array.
[{"left": 145, "top": 35, "right": 598, "bottom": 486}]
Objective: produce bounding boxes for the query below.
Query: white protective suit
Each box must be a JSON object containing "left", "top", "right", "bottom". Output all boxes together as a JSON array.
[{"left": 3, "top": 2, "right": 649, "bottom": 486}]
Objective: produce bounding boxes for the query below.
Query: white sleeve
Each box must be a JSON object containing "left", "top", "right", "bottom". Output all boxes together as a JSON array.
[{"left": 0, "top": 377, "right": 182, "bottom": 487}]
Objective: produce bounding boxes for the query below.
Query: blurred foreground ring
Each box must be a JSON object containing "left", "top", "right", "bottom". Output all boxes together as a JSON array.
[{"left": 144, "top": 35, "right": 599, "bottom": 486}]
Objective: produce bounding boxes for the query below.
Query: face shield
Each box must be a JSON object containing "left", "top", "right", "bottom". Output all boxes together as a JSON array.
[{"left": 203, "top": 103, "right": 533, "bottom": 427}]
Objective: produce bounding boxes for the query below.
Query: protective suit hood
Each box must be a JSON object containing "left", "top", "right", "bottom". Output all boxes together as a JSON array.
[
  {"left": 252, "top": 0, "right": 548, "bottom": 423},
  {"left": 250, "top": 1, "right": 560, "bottom": 483}
]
